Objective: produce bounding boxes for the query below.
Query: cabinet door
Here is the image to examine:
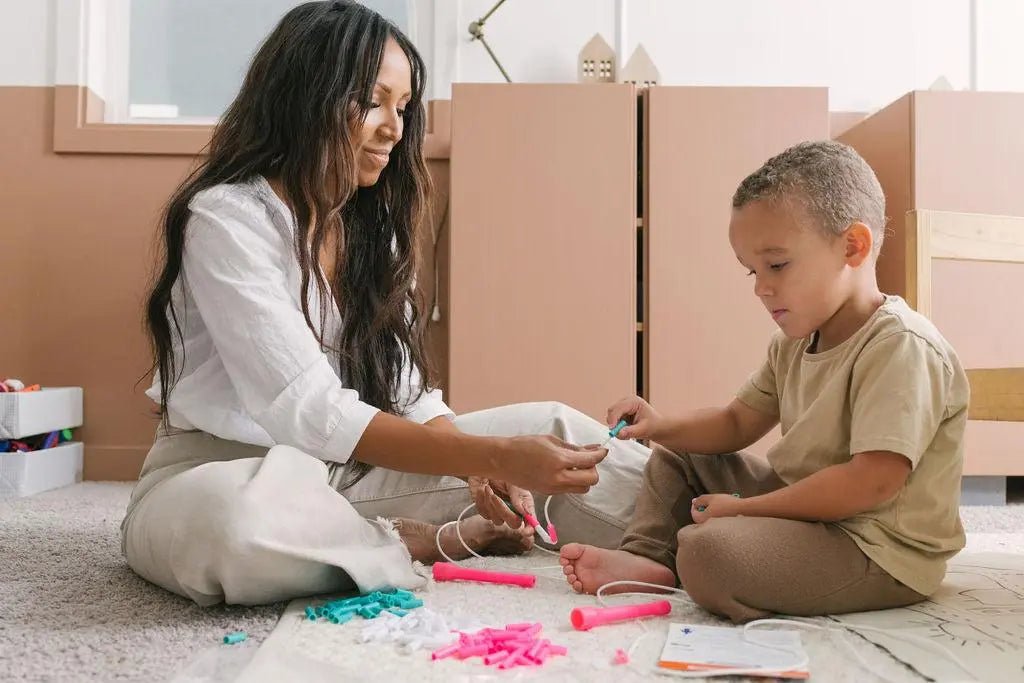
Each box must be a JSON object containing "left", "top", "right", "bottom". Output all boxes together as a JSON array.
[
  {"left": 449, "top": 84, "right": 637, "bottom": 420},
  {"left": 645, "top": 87, "right": 828, "bottom": 453}
]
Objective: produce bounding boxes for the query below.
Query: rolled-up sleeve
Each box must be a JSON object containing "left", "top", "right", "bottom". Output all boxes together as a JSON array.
[
  {"left": 397, "top": 361, "right": 455, "bottom": 424},
  {"left": 183, "top": 193, "right": 379, "bottom": 463}
]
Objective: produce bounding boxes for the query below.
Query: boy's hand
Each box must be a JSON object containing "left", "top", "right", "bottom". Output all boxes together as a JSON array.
[
  {"left": 606, "top": 395, "right": 663, "bottom": 440},
  {"left": 691, "top": 493, "right": 745, "bottom": 524}
]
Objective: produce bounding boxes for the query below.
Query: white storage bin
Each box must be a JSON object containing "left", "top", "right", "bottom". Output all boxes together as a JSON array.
[
  {"left": 0, "top": 442, "right": 84, "bottom": 499},
  {"left": 0, "top": 387, "right": 83, "bottom": 439}
]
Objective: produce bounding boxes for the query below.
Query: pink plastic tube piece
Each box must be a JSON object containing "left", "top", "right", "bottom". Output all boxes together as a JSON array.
[
  {"left": 483, "top": 651, "right": 510, "bottom": 666},
  {"left": 432, "top": 562, "right": 537, "bottom": 588},
  {"left": 546, "top": 524, "right": 558, "bottom": 544},
  {"left": 569, "top": 600, "right": 672, "bottom": 631},
  {"left": 523, "top": 513, "right": 541, "bottom": 528},
  {"left": 458, "top": 643, "right": 490, "bottom": 658},
  {"left": 431, "top": 644, "right": 460, "bottom": 660}
]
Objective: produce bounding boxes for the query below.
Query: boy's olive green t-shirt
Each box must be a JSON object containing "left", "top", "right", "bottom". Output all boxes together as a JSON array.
[{"left": 736, "top": 295, "right": 968, "bottom": 595}]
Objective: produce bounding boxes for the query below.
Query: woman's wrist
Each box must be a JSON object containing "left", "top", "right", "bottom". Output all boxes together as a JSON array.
[{"left": 453, "top": 431, "right": 505, "bottom": 480}]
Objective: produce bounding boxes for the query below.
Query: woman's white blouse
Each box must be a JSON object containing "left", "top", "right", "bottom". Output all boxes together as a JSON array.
[{"left": 146, "top": 176, "right": 453, "bottom": 463}]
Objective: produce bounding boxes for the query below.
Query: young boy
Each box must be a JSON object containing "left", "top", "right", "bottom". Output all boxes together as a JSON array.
[{"left": 560, "top": 140, "right": 969, "bottom": 623}]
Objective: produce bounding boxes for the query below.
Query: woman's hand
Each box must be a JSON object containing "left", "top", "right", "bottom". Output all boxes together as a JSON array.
[
  {"left": 468, "top": 477, "right": 535, "bottom": 528},
  {"left": 690, "top": 493, "right": 745, "bottom": 524},
  {"left": 606, "top": 395, "right": 663, "bottom": 441},
  {"left": 496, "top": 435, "right": 607, "bottom": 495}
]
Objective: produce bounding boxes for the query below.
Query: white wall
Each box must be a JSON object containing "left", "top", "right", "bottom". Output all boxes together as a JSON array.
[
  {"left": 0, "top": 0, "right": 1019, "bottom": 116},
  {"left": 0, "top": 0, "right": 55, "bottom": 86},
  {"left": 454, "top": 0, "right": 616, "bottom": 85},
  {"left": 442, "top": 0, "right": 973, "bottom": 112},
  {"left": 978, "top": 0, "right": 1024, "bottom": 92}
]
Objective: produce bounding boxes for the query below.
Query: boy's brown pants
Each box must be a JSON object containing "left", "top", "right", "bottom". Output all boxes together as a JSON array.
[{"left": 619, "top": 447, "right": 927, "bottom": 623}]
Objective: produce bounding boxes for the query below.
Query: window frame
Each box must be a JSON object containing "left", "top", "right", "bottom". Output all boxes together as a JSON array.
[{"left": 53, "top": 0, "right": 444, "bottom": 157}]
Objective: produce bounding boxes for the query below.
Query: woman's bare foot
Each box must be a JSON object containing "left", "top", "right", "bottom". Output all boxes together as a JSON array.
[
  {"left": 394, "top": 515, "right": 534, "bottom": 564},
  {"left": 559, "top": 543, "right": 676, "bottom": 594}
]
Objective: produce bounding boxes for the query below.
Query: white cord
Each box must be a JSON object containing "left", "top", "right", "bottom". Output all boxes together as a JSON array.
[
  {"left": 430, "top": 473, "right": 978, "bottom": 681},
  {"left": 595, "top": 581, "right": 693, "bottom": 662},
  {"left": 588, "top": 585, "right": 977, "bottom": 681},
  {"left": 433, "top": 502, "right": 563, "bottom": 574}
]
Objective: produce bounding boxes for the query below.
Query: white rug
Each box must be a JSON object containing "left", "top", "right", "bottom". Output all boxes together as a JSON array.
[
  {"left": 239, "top": 543, "right": 1020, "bottom": 683},
  {"left": 2, "top": 482, "right": 1021, "bottom": 682},
  {"left": 833, "top": 552, "right": 1024, "bottom": 682}
]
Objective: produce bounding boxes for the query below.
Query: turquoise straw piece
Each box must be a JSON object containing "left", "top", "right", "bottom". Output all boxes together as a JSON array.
[
  {"left": 601, "top": 419, "right": 630, "bottom": 447},
  {"left": 609, "top": 419, "right": 629, "bottom": 438},
  {"left": 223, "top": 631, "right": 247, "bottom": 645}
]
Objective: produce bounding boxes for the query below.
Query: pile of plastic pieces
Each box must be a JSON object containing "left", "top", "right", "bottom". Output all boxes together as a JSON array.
[
  {"left": 359, "top": 608, "right": 456, "bottom": 651},
  {"left": 1, "top": 429, "right": 73, "bottom": 453},
  {"left": 304, "top": 589, "right": 423, "bottom": 624},
  {"left": 431, "top": 622, "right": 567, "bottom": 670}
]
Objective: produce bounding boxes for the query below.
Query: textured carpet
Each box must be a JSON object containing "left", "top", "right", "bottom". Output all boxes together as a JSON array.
[{"left": 1, "top": 482, "right": 1021, "bottom": 682}]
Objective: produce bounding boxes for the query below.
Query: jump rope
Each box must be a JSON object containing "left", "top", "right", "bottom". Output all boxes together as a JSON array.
[{"left": 429, "top": 421, "right": 977, "bottom": 681}]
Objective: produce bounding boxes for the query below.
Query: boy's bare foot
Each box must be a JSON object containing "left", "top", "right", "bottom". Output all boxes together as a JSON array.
[
  {"left": 559, "top": 543, "right": 676, "bottom": 594},
  {"left": 394, "top": 515, "right": 534, "bottom": 564}
]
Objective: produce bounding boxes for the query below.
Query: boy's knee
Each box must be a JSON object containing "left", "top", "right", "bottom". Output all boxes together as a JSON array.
[
  {"left": 676, "top": 522, "right": 769, "bottom": 623},
  {"left": 646, "top": 445, "right": 681, "bottom": 477},
  {"left": 676, "top": 523, "right": 738, "bottom": 591},
  {"left": 676, "top": 523, "right": 729, "bottom": 579}
]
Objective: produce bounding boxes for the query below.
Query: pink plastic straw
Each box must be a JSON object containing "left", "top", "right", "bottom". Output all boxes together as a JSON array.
[
  {"left": 432, "top": 562, "right": 537, "bottom": 588},
  {"left": 483, "top": 651, "right": 510, "bottom": 665},
  {"left": 570, "top": 600, "right": 672, "bottom": 631},
  {"left": 498, "top": 644, "right": 531, "bottom": 670},
  {"left": 457, "top": 643, "right": 489, "bottom": 658},
  {"left": 546, "top": 523, "right": 558, "bottom": 543},
  {"left": 431, "top": 644, "right": 460, "bottom": 660}
]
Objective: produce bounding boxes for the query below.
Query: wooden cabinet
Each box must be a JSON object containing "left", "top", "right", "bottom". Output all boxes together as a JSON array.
[
  {"left": 447, "top": 84, "right": 638, "bottom": 420},
  {"left": 841, "top": 92, "right": 1024, "bottom": 475},
  {"left": 643, "top": 87, "right": 828, "bottom": 453}
]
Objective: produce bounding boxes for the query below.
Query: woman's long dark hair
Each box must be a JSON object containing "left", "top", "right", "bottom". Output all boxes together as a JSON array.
[{"left": 145, "top": 1, "right": 434, "bottom": 486}]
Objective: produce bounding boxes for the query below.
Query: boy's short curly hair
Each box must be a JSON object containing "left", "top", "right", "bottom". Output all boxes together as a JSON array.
[{"left": 732, "top": 140, "right": 887, "bottom": 254}]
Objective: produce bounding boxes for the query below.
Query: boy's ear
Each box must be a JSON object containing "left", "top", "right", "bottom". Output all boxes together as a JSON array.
[{"left": 843, "top": 222, "right": 874, "bottom": 266}]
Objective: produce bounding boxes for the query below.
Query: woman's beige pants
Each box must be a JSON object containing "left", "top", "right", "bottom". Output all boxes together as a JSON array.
[{"left": 121, "top": 402, "right": 649, "bottom": 606}]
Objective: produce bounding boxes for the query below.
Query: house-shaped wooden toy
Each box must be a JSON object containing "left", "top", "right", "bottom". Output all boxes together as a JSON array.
[
  {"left": 619, "top": 44, "right": 659, "bottom": 88},
  {"left": 578, "top": 34, "right": 615, "bottom": 83}
]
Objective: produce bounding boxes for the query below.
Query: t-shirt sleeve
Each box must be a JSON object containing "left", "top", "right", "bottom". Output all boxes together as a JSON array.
[
  {"left": 849, "top": 331, "right": 952, "bottom": 469},
  {"left": 736, "top": 335, "right": 781, "bottom": 416}
]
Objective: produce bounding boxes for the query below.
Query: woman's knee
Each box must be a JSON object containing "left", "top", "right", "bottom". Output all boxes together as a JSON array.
[{"left": 125, "top": 463, "right": 265, "bottom": 596}]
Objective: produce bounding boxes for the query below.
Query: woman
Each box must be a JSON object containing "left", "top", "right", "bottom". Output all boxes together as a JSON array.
[{"left": 123, "top": 1, "right": 648, "bottom": 606}]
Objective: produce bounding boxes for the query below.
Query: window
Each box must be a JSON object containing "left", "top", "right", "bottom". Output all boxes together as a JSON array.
[{"left": 120, "top": 0, "right": 415, "bottom": 124}]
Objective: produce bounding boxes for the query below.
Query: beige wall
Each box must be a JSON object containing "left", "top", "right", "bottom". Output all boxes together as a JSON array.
[
  {"left": 0, "top": 86, "right": 450, "bottom": 481},
  {"left": 0, "top": 86, "right": 195, "bottom": 479}
]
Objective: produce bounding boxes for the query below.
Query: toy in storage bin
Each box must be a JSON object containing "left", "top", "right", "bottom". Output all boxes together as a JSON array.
[{"left": 0, "top": 387, "right": 84, "bottom": 499}]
